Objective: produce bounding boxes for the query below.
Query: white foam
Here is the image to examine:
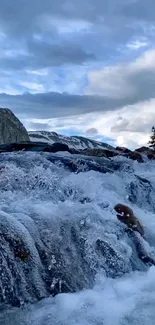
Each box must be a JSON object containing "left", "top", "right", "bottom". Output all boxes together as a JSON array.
[
  {"left": 2, "top": 267, "right": 155, "bottom": 325},
  {"left": 0, "top": 153, "right": 155, "bottom": 324}
]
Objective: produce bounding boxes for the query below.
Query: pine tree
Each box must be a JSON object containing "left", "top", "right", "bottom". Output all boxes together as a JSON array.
[{"left": 148, "top": 126, "right": 155, "bottom": 150}]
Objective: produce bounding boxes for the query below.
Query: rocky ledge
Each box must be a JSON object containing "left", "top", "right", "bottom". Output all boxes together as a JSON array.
[{"left": 0, "top": 141, "right": 154, "bottom": 164}]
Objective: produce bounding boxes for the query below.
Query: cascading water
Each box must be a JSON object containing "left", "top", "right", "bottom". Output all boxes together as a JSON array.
[{"left": 0, "top": 151, "right": 155, "bottom": 324}]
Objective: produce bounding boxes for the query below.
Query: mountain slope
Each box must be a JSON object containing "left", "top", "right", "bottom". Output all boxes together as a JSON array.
[{"left": 29, "top": 131, "right": 114, "bottom": 150}]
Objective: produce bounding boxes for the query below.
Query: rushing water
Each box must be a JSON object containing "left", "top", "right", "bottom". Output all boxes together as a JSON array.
[{"left": 0, "top": 151, "right": 155, "bottom": 324}]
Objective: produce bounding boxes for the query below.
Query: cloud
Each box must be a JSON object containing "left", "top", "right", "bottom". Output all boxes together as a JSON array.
[
  {"left": 85, "top": 128, "right": 98, "bottom": 135},
  {"left": 126, "top": 40, "right": 148, "bottom": 50},
  {"left": 27, "top": 122, "right": 50, "bottom": 131},
  {"left": 0, "top": 92, "right": 118, "bottom": 119},
  {"left": 1, "top": 48, "right": 155, "bottom": 121},
  {"left": 85, "top": 49, "right": 155, "bottom": 102},
  {"left": 0, "top": 0, "right": 155, "bottom": 149},
  {"left": 21, "top": 97, "right": 155, "bottom": 149},
  {"left": 0, "top": 40, "right": 95, "bottom": 71},
  {"left": 0, "top": 0, "right": 155, "bottom": 75}
]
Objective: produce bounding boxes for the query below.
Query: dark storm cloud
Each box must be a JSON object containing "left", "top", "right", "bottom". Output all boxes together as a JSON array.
[
  {"left": 1, "top": 0, "right": 155, "bottom": 33},
  {"left": 86, "top": 128, "right": 98, "bottom": 135},
  {"left": 0, "top": 42, "right": 95, "bottom": 71},
  {"left": 0, "top": 0, "right": 155, "bottom": 72},
  {"left": 0, "top": 0, "right": 155, "bottom": 122},
  {"left": 27, "top": 122, "right": 50, "bottom": 130},
  {"left": 0, "top": 80, "right": 154, "bottom": 119}
]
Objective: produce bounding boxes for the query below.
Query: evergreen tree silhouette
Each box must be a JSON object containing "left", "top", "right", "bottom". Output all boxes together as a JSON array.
[{"left": 148, "top": 126, "right": 155, "bottom": 150}]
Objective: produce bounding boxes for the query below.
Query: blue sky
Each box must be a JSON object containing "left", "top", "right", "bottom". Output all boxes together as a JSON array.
[{"left": 0, "top": 0, "right": 155, "bottom": 148}]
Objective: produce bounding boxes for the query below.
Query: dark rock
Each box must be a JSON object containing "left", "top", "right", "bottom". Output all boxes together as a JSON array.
[
  {"left": 0, "top": 108, "right": 30, "bottom": 144},
  {"left": 135, "top": 175, "right": 151, "bottom": 185},
  {"left": 127, "top": 229, "right": 155, "bottom": 267},
  {"left": 116, "top": 146, "right": 131, "bottom": 154},
  {"left": 81, "top": 148, "right": 119, "bottom": 158},
  {"left": 136, "top": 146, "right": 151, "bottom": 153},
  {"left": 79, "top": 197, "right": 91, "bottom": 204},
  {"left": 95, "top": 239, "right": 128, "bottom": 277},
  {"left": 127, "top": 181, "right": 138, "bottom": 204},
  {"left": 136, "top": 147, "right": 155, "bottom": 160},
  {"left": 126, "top": 176, "right": 153, "bottom": 209},
  {"left": 51, "top": 142, "right": 70, "bottom": 153},
  {"left": 124, "top": 151, "right": 144, "bottom": 163},
  {"left": 0, "top": 142, "right": 70, "bottom": 154}
]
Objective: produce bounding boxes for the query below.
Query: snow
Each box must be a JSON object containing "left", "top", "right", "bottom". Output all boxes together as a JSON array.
[
  {"left": 29, "top": 131, "right": 113, "bottom": 150},
  {"left": 0, "top": 152, "right": 155, "bottom": 324}
]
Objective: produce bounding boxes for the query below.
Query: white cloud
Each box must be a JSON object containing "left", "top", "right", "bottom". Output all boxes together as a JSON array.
[
  {"left": 23, "top": 97, "right": 155, "bottom": 148},
  {"left": 20, "top": 81, "right": 45, "bottom": 93},
  {"left": 49, "top": 18, "right": 93, "bottom": 34},
  {"left": 26, "top": 69, "right": 48, "bottom": 76},
  {"left": 126, "top": 40, "right": 148, "bottom": 50},
  {"left": 85, "top": 49, "right": 155, "bottom": 100}
]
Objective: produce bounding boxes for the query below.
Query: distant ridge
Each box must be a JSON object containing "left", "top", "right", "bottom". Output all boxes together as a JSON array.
[{"left": 29, "top": 130, "right": 114, "bottom": 150}]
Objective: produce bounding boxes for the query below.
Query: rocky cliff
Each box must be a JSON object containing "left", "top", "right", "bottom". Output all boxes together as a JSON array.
[{"left": 0, "top": 108, "right": 30, "bottom": 144}]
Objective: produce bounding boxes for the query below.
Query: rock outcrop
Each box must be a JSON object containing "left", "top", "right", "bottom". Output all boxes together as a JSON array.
[
  {"left": 0, "top": 108, "right": 30, "bottom": 144},
  {"left": 82, "top": 148, "right": 119, "bottom": 158}
]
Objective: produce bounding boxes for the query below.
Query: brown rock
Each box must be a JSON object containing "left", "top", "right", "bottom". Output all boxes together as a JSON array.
[
  {"left": 114, "top": 203, "right": 144, "bottom": 236},
  {"left": 136, "top": 147, "right": 155, "bottom": 160},
  {"left": 124, "top": 151, "right": 144, "bottom": 163},
  {"left": 136, "top": 146, "right": 150, "bottom": 153},
  {"left": 81, "top": 148, "right": 119, "bottom": 158},
  {"left": 115, "top": 146, "right": 131, "bottom": 154}
]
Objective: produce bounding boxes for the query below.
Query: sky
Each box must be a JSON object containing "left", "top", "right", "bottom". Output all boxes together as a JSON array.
[{"left": 0, "top": 0, "right": 155, "bottom": 148}]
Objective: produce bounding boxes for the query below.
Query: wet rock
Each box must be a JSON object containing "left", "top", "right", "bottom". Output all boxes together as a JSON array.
[
  {"left": 79, "top": 197, "right": 92, "bottom": 204},
  {"left": 124, "top": 151, "right": 144, "bottom": 163},
  {"left": 136, "top": 146, "right": 149, "bottom": 153},
  {"left": 50, "top": 142, "right": 70, "bottom": 153},
  {"left": 136, "top": 146, "right": 155, "bottom": 160},
  {"left": 81, "top": 148, "right": 119, "bottom": 158},
  {"left": 114, "top": 204, "right": 144, "bottom": 236},
  {"left": 0, "top": 142, "right": 70, "bottom": 154},
  {"left": 127, "top": 182, "right": 138, "bottom": 204},
  {"left": 53, "top": 157, "right": 117, "bottom": 174},
  {"left": 115, "top": 146, "right": 131, "bottom": 154},
  {"left": 126, "top": 177, "right": 153, "bottom": 209},
  {"left": 95, "top": 239, "right": 129, "bottom": 277},
  {"left": 127, "top": 229, "right": 155, "bottom": 267},
  {"left": 13, "top": 241, "right": 30, "bottom": 261},
  {"left": 135, "top": 175, "right": 151, "bottom": 185},
  {"left": 0, "top": 213, "right": 48, "bottom": 306}
]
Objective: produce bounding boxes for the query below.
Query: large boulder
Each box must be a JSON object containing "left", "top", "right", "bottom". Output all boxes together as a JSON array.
[
  {"left": 136, "top": 146, "right": 155, "bottom": 160},
  {"left": 0, "top": 108, "right": 30, "bottom": 144},
  {"left": 81, "top": 148, "right": 119, "bottom": 158},
  {"left": 115, "top": 146, "right": 131, "bottom": 154},
  {"left": 124, "top": 151, "right": 144, "bottom": 163}
]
